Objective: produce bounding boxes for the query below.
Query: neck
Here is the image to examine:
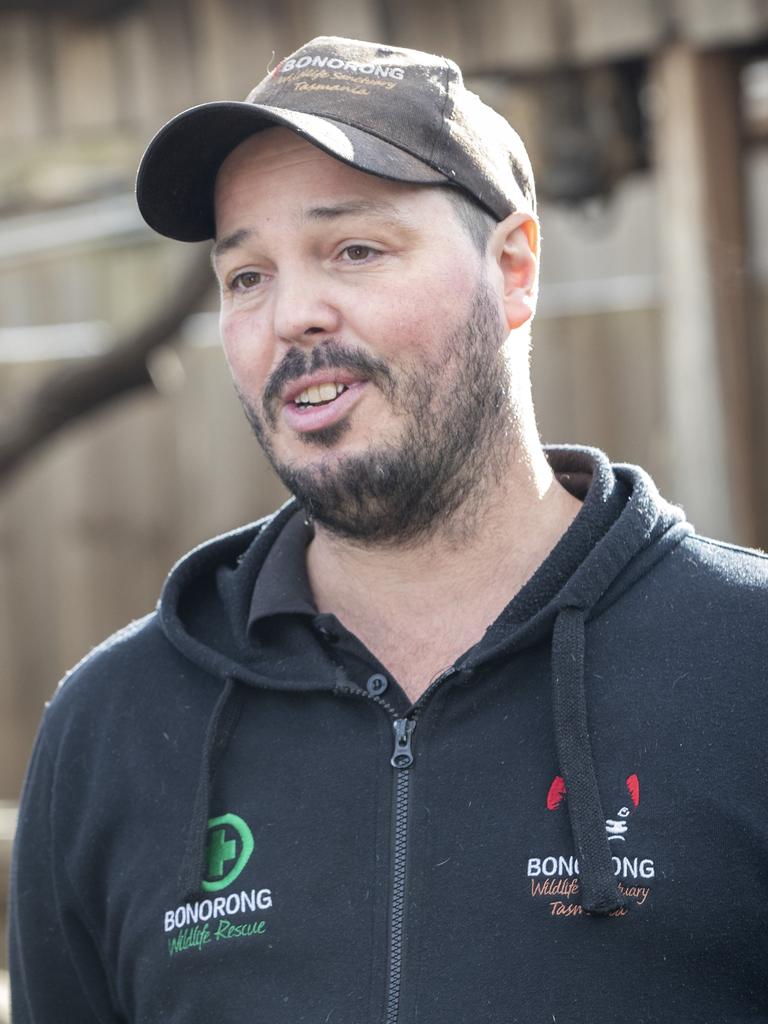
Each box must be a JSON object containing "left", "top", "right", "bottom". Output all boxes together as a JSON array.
[{"left": 306, "top": 436, "right": 582, "bottom": 699}]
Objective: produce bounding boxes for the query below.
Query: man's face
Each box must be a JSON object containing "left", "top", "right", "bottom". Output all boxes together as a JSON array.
[{"left": 213, "top": 127, "right": 515, "bottom": 544}]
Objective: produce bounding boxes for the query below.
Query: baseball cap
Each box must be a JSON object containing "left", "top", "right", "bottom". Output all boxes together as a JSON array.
[{"left": 136, "top": 35, "right": 536, "bottom": 242}]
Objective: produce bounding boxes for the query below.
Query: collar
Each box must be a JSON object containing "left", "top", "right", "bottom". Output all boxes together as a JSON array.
[
  {"left": 247, "top": 508, "right": 316, "bottom": 634},
  {"left": 246, "top": 447, "right": 626, "bottom": 638}
]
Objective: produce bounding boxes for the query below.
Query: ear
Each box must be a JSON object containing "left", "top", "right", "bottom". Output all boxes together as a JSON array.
[
  {"left": 491, "top": 212, "right": 539, "bottom": 330},
  {"left": 546, "top": 775, "right": 566, "bottom": 810}
]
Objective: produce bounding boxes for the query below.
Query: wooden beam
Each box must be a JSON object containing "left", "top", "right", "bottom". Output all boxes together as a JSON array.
[{"left": 651, "top": 44, "right": 760, "bottom": 545}]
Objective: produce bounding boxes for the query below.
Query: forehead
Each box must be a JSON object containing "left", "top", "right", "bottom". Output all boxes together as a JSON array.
[{"left": 213, "top": 126, "right": 452, "bottom": 236}]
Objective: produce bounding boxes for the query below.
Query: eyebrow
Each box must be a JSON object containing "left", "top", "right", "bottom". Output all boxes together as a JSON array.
[
  {"left": 303, "top": 199, "right": 402, "bottom": 221},
  {"left": 211, "top": 228, "right": 253, "bottom": 267}
]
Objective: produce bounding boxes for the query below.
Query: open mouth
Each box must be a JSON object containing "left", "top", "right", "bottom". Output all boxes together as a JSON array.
[
  {"left": 293, "top": 382, "right": 350, "bottom": 409},
  {"left": 281, "top": 378, "right": 366, "bottom": 434}
]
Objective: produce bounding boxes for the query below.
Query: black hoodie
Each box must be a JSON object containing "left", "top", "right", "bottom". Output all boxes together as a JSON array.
[{"left": 9, "top": 447, "right": 768, "bottom": 1023}]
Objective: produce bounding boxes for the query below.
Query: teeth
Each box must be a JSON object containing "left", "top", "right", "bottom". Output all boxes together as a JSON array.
[{"left": 294, "top": 382, "right": 349, "bottom": 406}]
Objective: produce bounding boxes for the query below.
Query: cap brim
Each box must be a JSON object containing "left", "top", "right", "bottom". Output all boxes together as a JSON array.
[{"left": 136, "top": 102, "right": 449, "bottom": 242}]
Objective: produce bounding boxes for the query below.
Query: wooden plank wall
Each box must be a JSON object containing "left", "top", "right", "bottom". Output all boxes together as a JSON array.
[
  {"left": 0, "top": 340, "right": 290, "bottom": 798},
  {"left": 2, "top": 0, "right": 768, "bottom": 791},
  {"left": 4, "top": 0, "right": 768, "bottom": 149},
  {"left": 0, "top": 302, "right": 670, "bottom": 801},
  {"left": 3, "top": 0, "right": 768, "bottom": 1003}
]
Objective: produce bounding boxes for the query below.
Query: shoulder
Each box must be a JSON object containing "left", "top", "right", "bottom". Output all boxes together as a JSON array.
[
  {"left": 600, "top": 531, "right": 767, "bottom": 638},
  {"left": 673, "top": 533, "right": 768, "bottom": 592},
  {"left": 55, "top": 611, "right": 169, "bottom": 692},
  {"left": 627, "top": 532, "right": 768, "bottom": 658},
  {"left": 40, "top": 611, "right": 195, "bottom": 750}
]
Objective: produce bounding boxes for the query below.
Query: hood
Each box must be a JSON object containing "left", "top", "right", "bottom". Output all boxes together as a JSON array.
[
  {"left": 158, "top": 446, "right": 693, "bottom": 911},
  {"left": 159, "top": 447, "right": 689, "bottom": 677}
]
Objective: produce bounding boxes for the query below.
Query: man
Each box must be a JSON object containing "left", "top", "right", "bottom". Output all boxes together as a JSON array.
[{"left": 10, "top": 35, "right": 768, "bottom": 1024}]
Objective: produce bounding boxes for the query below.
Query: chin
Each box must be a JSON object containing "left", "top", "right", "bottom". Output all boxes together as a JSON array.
[{"left": 282, "top": 419, "right": 384, "bottom": 460}]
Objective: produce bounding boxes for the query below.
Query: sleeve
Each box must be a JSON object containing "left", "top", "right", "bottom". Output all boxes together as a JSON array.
[{"left": 9, "top": 721, "right": 123, "bottom": 1024}]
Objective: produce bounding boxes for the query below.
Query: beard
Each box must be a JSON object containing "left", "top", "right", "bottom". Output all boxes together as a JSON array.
[{"left": 237, "top": 281, "right": 517, "bottom": 547}]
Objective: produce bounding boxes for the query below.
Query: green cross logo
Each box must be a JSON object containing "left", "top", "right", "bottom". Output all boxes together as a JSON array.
[{"left": 202, "top": 813, "right": 254, "bottom": 892}]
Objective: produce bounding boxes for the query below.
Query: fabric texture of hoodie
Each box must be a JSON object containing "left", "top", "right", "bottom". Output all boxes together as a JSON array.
[{"left": 9, "top": 446, "right": 768, "bottom": 1023}]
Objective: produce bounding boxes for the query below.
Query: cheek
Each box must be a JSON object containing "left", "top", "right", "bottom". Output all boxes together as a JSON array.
[
  {"left": 362, "top": 266, "right": 476, "bottom": 357},
  {"left": 219, "top": 310, "right": 274, "bottom": 393}
]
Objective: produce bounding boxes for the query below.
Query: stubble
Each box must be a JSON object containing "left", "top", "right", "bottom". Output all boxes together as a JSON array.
[{"left": 236, "top": 282, "right": 518, "bottom": 547}]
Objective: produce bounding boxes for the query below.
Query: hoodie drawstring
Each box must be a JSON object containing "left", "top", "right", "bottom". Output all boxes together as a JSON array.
[
  {"left": 178, "top": 676, "right": 246, "bottom": 899},
  {"left": 178, "top": 615, "right": 625, "bottom": 911},
  {"left": 551, "top": 608, "right": 626, "bottom": 915}
]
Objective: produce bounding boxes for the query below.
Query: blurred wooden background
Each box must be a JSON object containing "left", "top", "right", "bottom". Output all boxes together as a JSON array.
[
  {"left": 3, "top": 2, "right": 768, "bottom": 1000},
  {"left": 5, "top": 0, "right": 768, "bottom": 791}
]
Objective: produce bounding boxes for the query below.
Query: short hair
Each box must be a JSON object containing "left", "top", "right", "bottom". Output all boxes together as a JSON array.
[{"left": 444, "top": 187, "right": 496, "bottom": 254}]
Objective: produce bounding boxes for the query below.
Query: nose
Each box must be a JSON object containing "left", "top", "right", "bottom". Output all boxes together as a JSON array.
[{"left": 272, "top": 265, "right": 342, "bottom": 344}]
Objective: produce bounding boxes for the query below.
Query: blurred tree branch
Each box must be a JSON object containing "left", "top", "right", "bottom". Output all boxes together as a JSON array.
[{"left": 0, "top": 249, "right": 215, "bottom": 484}]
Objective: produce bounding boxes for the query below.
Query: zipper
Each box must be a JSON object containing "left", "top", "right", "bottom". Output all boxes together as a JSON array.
[
  {"left": 383, "top": 666, "right": 456, "bottom": 1024},
  {"left": 385, "top": 718, "right": 415, "bottom": 1024},
  {"left": 335, "top": 667, "right": 459, "bottom": 1024},
  {"left": 390, "top": 718, "right": 416, "bottom": 769}
]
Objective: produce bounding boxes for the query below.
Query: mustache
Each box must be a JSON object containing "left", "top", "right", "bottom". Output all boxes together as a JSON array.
[{"left": 262, "top": 341, "right": 394, "bottom": 424}]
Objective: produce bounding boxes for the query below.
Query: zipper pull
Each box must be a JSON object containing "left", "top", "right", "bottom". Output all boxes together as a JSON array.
[{"left": 391, "top": 718, "right": 416, "bottom": 768}]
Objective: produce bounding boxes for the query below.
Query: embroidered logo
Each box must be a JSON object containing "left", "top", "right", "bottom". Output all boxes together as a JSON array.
[
  {"left": 268, "top": 52, "right": 406, "bottom": 99},
  {"left": 546, "top": 773, "right": 640, "bottom": 842},
  {"left": 272, "top": 53, "right": 405, "bottom": 81},
  {"left": 203, "top": 813, "right": 254, "bottom": 892},
  {"left": 162, "top": 813, "right": 273, "bottom": 958},
  {"left": 527, "top": 772, "right": 656, "bottom": 917}
]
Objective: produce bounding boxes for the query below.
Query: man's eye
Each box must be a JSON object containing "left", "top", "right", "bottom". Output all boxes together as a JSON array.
[
  {"left": 343, "top": 245, "right": 376, "bottom": 261},
  {"left": 230, "top": 270, "right": 262, "bottom": 290}
]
